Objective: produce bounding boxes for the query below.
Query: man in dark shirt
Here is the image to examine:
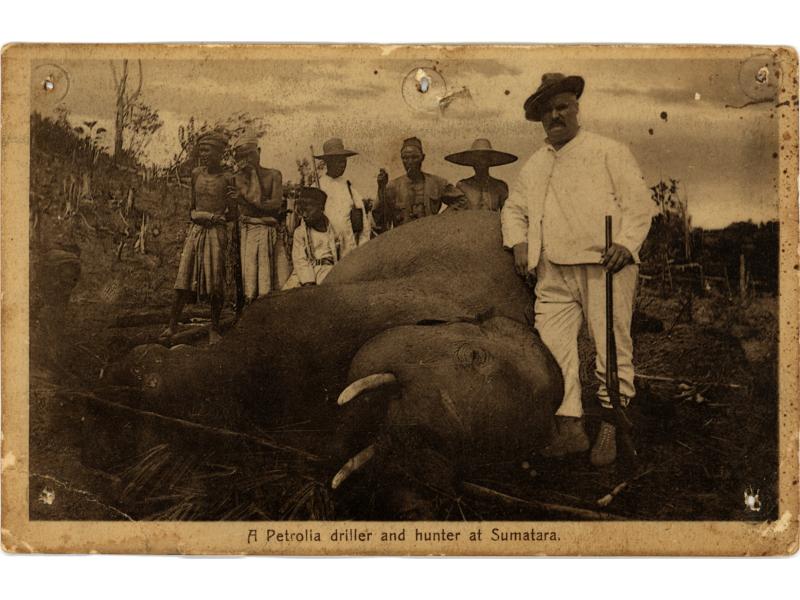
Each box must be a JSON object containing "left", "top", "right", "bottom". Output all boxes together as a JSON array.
[{"left": 373, "top": 137, "right": 464, "bottom": 232}]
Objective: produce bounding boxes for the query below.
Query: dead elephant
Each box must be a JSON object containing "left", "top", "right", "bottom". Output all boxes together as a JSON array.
[{"left": 101, "top": 211, "right": 562, "bottom": 517}]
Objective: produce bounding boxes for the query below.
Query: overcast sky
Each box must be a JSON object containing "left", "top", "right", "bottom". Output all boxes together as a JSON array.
[{"left": 32, "top": 51, "right": 784, "bottom": 229}]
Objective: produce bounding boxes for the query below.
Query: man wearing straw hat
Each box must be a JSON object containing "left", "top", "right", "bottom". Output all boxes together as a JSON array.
[
  {"left": 314, "top": 137, "right": 371, "bottom": 256},
  {"left": 445, "top": 138, "right": 518, "bottom": 211},
  {"left": 230, "top": 136, "right": 286, "bottom": 301},
  {"left": 501, "top": 73, "right": 654, "bottom": 466},
  {"left": 373, "top": 136, "right": 465, "bottom": 232}
]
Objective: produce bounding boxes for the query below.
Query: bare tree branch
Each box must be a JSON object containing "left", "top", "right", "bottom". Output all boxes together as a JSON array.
[
  {"left": 109, "top": 60, "right": 119, "bottom": 89},
  {"left": 128, "top": 59, "right": 143, "bottom": 105}
]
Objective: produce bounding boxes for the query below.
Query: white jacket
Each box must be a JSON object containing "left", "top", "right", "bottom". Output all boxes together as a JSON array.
[
  {"left": 291, "top": 219, "right": 341, "bottom": 285},
  {"left": 319, "top": 174, "right": 371, "bottom": 255},
  {"left": 501, "top": 130, "right": 655, "bottom": 271}
]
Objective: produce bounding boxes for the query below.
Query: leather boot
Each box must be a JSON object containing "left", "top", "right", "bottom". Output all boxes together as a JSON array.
[
  {"left": 540, "top": 417, "right": 590, "bottom": 458},
  {"left": 590, "top": 420, "right": 617, "bottom": 467}
]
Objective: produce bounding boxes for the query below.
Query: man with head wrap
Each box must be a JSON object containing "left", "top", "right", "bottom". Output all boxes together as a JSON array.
[
  {"left": 373, "top": 137, "right": 465, "bottom": 233},
  {"left": 229, "top": 136, "right": 286, "bottom": 301},
  {"left": 163, "top": 130, "right": 234, "bottom": 345}
]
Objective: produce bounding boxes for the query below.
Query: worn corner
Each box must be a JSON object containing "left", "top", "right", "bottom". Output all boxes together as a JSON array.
[
  {"left": 1, "top": 527, "right": 35, "bottom": 554},
  {"left": 775, "top": 45, "right": 799, "bottom": 66},
  {"left": 0, "top": 42, "right": 27, "bottom": 62}
]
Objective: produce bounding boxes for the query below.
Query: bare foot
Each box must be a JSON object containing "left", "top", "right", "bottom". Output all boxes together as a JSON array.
[{"left": 208, "top": 329, "right": 222, "bottom": 345}]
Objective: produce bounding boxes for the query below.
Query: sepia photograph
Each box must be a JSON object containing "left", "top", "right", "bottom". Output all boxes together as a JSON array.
[{"left": 2, "top": 43, "right": 798, "bottom": 555}]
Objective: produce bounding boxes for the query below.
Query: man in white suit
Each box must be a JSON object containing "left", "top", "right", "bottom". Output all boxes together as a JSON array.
[{"left": 501, "top": 73, "right": 654, "bottom": 467}]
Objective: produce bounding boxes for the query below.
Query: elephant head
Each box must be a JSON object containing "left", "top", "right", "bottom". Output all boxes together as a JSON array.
[{"left": 330, "top": 315, "right": 561, "bottom": 508}]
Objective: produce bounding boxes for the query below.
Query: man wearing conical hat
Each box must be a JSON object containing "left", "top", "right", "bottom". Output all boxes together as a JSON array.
[
  {"left": 445, "top": 138, "right": 518, "bottom": 211},
  {"left": 501, "top": 73, "right": 654, "bottom": 466},
  {"left": 230, "top": 135, "right": 286, "bottom": 302},
  {"left": 314, "top": 138, "right": 371, "bottom": 256},
  {"left": 373, "top": 137, "right": 465, "bottom": 232}
]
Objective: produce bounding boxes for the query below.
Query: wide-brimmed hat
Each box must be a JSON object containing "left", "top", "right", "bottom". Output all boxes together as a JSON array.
[
  {"left": 523, "top": 73, "right": 585, "bottom": 122},
  {"left": 445, "top": 138, "right": 518, "bottom": 167},
  {"left": 314, "top": 138, "right": 358, "bottom": 160}
]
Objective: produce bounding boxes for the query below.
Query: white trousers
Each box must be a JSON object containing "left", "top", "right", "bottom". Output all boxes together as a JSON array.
[{"left": 534, "top": 252, "right": 638, "bottom": 418}]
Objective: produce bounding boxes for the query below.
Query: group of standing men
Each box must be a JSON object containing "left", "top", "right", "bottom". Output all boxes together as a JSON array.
[
  {"left": 161, "top": 129, "right": 517, "bottom": 340},
  {"left": 164, "top": 71, "right": 655, "bottom": 467}
]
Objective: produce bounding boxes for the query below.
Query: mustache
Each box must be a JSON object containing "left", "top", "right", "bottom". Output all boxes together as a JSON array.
[{"left": 547, "top": 120, "right": 565, "bottom": 127}]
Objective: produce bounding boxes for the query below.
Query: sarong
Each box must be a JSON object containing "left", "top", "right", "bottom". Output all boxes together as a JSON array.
[
  {"left": 240, "top": 221, "right": 278, "bottom": 300},
  {"left": 174, "top": 222, "right": 228, "bottom": 299}
]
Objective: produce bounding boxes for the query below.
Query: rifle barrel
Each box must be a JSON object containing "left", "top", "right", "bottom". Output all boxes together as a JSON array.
[
  {"left": 309, "top": 146, "right": 321, "bottom": 188},
  {"left": 605, "top": 215, "right": 636, "bottom": 457}
]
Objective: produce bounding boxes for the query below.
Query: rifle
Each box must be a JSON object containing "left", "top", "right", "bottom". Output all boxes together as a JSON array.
[
  {"left": 376, "top": 168, "right": 392, "bottom": 232},
  {"left": 605, "top": 215, "right": 638, "bottom": 472},
  {"left": 309, "top": 146, "right": 321, "bottom": 187}
]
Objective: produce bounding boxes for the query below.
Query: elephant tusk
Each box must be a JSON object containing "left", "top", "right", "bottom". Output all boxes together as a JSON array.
[
  {"left": 337, "top": 373, "right": 397, "bottom": 406},
  {"left": 331, "top": 444, "right": 377, "bottom": 489}
]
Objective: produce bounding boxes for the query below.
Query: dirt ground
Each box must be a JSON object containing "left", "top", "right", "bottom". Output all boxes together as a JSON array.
[{"left": 28, "top": 280, "right": 779, "bottom": 522}]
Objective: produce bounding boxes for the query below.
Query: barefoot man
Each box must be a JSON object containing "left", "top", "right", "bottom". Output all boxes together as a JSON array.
[
  {"left": 231, "top": 136, "right": 286, "bottom": 301},
  {"left": 164, "top": 130, "right": 234, "bottom": 345}
]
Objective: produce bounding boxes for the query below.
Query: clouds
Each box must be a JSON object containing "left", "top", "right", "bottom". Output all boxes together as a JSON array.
[
  {"left": 453, "top": 59, "right": 525, "bottom": 78},
  {"left": 331, "top": 83, "right": 386, "bottom": 99},
  {"left": 36, "top": 52, "right": 783, "bottom": 228}
]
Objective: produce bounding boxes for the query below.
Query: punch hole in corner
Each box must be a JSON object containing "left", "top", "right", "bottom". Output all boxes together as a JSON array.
[
  {"left": 43, "top": 77, "right": 55, "bottom": 92},
  {"left": 415, "top": 68, "right": 431, "bottom": 93},
  {"left": 755, "top": 66, "right": 770, "bottom": 85},
  {"left": 401, "top": 66, "right": 446, "bottom": 112}
]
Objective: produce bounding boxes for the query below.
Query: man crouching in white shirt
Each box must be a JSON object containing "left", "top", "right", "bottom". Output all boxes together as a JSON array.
[
  {"left": 283, "top": 187, "right": 342, "bottom": 288},
  {"left": 501, "top": 73, "right": 655, "bottom": 467}
]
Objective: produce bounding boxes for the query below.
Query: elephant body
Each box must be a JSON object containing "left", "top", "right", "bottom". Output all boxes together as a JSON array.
[{"left": 104, "top": 211, "right": 562, "bottom": 509}]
